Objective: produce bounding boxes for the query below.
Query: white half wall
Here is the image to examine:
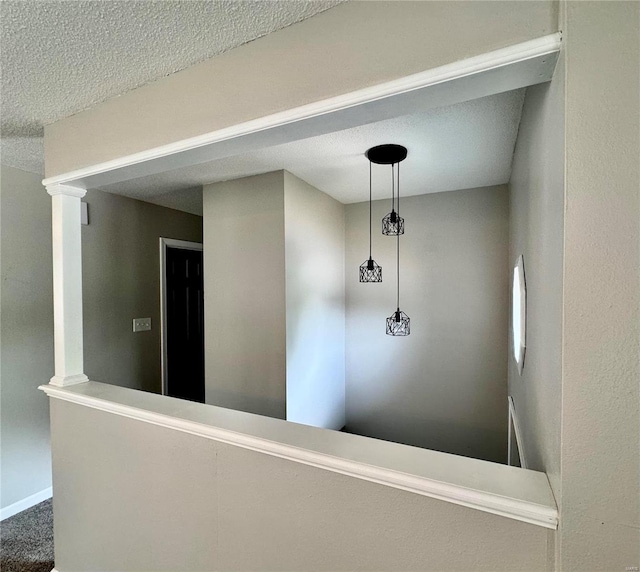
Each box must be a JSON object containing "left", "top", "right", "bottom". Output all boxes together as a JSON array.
[
  {"left": 48, "top": 395, "right": 551, "bottom": 572},
  {"left": 284, "top": 172, "right": 345, "bottom": 430},
  {"left": 345, "top": 187, "right": 510, "bottom": 463}
]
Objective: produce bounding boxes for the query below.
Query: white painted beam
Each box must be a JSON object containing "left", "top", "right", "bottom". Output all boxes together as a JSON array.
[
  {"left": 46, "top": 184, "right": 89, "bottom": 387},
  {"left": 42, "top": 33, "right": 562, "bottom": 191}
]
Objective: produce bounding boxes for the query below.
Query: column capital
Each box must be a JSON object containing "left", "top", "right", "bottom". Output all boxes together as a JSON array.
[{"left": 46, "top": 183, "right": 87, "bottom": 198}]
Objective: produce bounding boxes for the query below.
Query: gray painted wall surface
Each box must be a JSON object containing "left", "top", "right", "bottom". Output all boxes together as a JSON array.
[
  {"left": 0, "top": 165, "right": 53, "bottom": 509},
  {"left": 508, "top": 50, "right": 564, "bottom": 501},
  {"left": 82, "top": 188, "right": 202, "bottom": 394},
  {"left": 203, "top": 172, "right": 287, "bottom": 419},
  {"left": 0, "top": 167, "right": 202, "bottom": 511},
  {"left": 203, "top": 171, "right": 345, "bottom": 428},
  {"left": 559, "top": 3, "right": 639, "bottom": 569},
  {"left": 50, "top": 398, "right": 550, "bottom": 572},
  {"left": 44, "top": 1, "right": 557, "bottom": 176},
  {"left": 345, "top": 187, "right": 509, "bottom": 463},
  {"left": 284, "top": 172, "right": 345, "bottom": 430}
]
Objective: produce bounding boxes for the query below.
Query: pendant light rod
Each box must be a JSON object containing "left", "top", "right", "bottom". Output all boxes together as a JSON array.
[
  {"left": 369, "top": 160, "right": 372, "bottom": 259},
  {"left": 397, "top": 231, "right": 400, "bottom": 311},
  {"left": 397, "top": 161, "right": 400, "bottom": 217},
  {"left": 376, "top": 144, "right": 406, "bottom": 237},
  {"left": 391, "top": 163, "right": 395, "bottom": 213},
  {"left": 360, "top": 147, "right": 383, "bottom": 283}
]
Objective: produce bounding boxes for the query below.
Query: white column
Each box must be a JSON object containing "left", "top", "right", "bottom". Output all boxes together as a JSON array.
[{"left": 46, "top": 183, "right": 89, "bottom": 387}]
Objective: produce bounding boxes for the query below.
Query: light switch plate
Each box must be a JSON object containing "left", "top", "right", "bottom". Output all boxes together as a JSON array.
[
  {"left": 81, "top": 201, "right": 89, "bottom": 225},
  {"left": 133, "top": 318, "right": 151, "bottom": 332}
]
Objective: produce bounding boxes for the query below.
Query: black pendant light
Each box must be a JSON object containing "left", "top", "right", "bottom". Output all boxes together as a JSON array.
[
  {"left": 386, "top": 231, "right": 410, "bottom": 336},
  {"left": 364, "top": 144, "right": 407, "bottom": 236},
  {"left": 362, "top": 144, "right": 410, "bottom": 334},
  {"left": 367, "top": 144, "right": 409, "bottom": 335},
  {"left": 359, "top": 160, "right": 382, "bottom": 283}
]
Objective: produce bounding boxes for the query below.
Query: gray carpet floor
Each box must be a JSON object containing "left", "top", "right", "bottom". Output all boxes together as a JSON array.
[{"left": 0, "top": 499, "right": 54, "bottom": 572}]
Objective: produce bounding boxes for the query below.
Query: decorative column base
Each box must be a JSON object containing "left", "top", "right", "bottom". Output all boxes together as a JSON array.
[{"left": 49, "top": 373, "right": 90, "bottom": 387}]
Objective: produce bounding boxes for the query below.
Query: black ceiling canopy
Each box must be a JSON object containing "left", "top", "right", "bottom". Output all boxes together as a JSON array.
[{"left": 365, "top": 144, "right": 408, "bottom": 165}]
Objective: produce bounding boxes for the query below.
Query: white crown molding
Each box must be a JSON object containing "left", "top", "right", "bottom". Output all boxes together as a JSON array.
[
  {"left": 42, "top": 33, "right": 561, "bottom": 188},
  {"left": 46, "top": 183, "right": 87, "bottom": 198},
  {"left": 40, "top": 382, "right": 558, "bottom": 529},
  {"left": 0, "top": 487, "right": 52, "bottom": 521}
]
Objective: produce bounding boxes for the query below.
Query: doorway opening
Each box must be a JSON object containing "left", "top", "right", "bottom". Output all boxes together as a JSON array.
[{"left": 160, "top": 238, "right": 205, "bottom": 402}]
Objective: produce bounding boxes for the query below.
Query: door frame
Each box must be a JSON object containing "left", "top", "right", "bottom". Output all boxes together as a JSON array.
[{"left": 159, "top": 237, "right": 204, "bottom": 396}]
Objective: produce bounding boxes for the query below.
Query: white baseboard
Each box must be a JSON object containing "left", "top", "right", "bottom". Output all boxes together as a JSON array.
[{"left": 0, "top": 486, "right": 52, "bottom": 521}]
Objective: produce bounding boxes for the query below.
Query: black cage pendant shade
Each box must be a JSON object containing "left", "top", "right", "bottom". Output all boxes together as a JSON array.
[
  {"left": 359, "top": 159, "right": 382, "bottom": 282},
  {"left": 387, "top": 308, "right": 410, "bottom": 336},
  {"left": 365, "top": 144, "right": 407, "bottom": 237},
  {"left": 386, "top": 231, "right": 410, "bottom": 336}
]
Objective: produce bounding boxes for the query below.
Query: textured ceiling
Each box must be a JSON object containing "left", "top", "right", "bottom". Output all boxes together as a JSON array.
[
  {"left": 0, "top": 0, "right": 344, "bottom": 174},
  {"left": 101, "top": 89, "right": 525, "bottom": 214}
]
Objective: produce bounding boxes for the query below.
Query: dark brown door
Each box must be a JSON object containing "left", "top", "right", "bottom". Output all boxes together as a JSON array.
[{"left": 166, "top": 247, "right": 204, "bottom": 402}]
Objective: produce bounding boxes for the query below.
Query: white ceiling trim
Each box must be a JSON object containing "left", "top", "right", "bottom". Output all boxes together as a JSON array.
[{"left": 43, "top": 33, "right": 561, "bottom": 191}]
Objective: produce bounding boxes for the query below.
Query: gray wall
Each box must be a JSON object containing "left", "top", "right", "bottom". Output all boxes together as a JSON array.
[
  {"left": 1, "top": 165, "right": 54, "bottom": 509},
  {"left": 0, "top": 165, "right": 202, "bottom": 512},
  {"left": 508, "top": 3, "right": 640, "bottom": 568},
  {"left": 284, "top": 172, "right": 345, "bottom": 430},
  {"left": 203, "top": 172, "right": 287, "bottom": 419},
  {"left": 50, "top": 398, "right": 551, "bottom": 572},
  {"left": 82, "top": 188, "right": 203, "bottom": 394},
  {"left": 203, "top": 171, "right": 346, "bottom": 428},
  {"left": 508, "top": 48, "right": 564, "bottom": 500},
  {"left": 559, "top": 2, "right": 639, "bottom": 569},
  {"left": 345, "top": 187, "right": 509, "bottom": 464}
]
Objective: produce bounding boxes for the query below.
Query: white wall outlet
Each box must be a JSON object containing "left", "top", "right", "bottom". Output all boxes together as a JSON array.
[{"left": 133, "top": 318, "right": 151, "bottom": 332}]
